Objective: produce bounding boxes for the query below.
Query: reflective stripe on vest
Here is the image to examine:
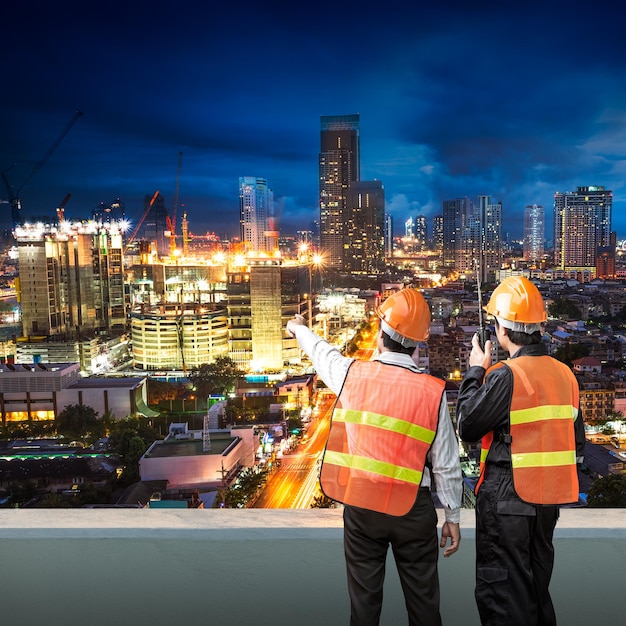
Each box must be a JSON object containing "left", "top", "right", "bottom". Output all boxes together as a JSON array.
[
  {"left": 319, "top": 359, "right": 444, "bottom": 516},
  {"left": 476, "top": 356, "right": 579, "bottom": 505}
]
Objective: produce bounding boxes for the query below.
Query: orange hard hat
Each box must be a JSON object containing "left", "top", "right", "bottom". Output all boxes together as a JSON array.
[
  {"left": 484, "top": 276, "right": 546, "bottom": 330},
  {"left": 376, "top": 288, "right": 431, "bottom": 344}
]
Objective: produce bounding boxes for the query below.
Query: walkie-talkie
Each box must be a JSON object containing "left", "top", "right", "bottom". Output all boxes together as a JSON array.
[{"left": 476, "top": 264, "right": 491, "bottom": 350}]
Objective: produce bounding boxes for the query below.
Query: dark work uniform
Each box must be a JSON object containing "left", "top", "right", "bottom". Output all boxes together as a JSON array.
[{"left": 457, "top": 343, "right": 585, "bottom": 626}]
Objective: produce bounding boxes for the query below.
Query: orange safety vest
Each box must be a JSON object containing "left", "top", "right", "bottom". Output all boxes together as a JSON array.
[
  {"left": 476, "top": 356, "right": 579, "bottom": 505},
  {"left": 319, "top": 359, "right": 445, "bottom": 516}
]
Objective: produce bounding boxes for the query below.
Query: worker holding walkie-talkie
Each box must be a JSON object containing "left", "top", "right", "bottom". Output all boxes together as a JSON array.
[{"left": 457, "top": 276, "right": 585, "bottom": 626}]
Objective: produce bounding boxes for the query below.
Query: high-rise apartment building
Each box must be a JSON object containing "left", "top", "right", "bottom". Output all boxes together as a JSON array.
[
  {"left": 16, "top": 221, "right": 126, "bottom": 340},
  {"left": 443, "top": 196, "right": 502, "bottom": 281},
  {"left": 442, "top": 198, "right": 471, "bottom": 268},
  {"left": 239, "top": 177, "right": 276, "bottom": 254},
  {"left": 346, "top": 180, "right": 385, "bottom": 274},
  {"left": 414, "top": 215, "right": 428, "bottom": 252},
  {"left": 319, "top": 114, "right": 360, "bottom": 270},
  {"left": 554, "top": 186, "right": 612, "bottom": 271},
  {"left": 523, "top": 204, "right": 544, "bottom": 263},
  {"left": 478, "top": 195, "right": 502, "bottom": 283},
  {"left": 432, "top": 215, "right": 443, "bottom": 255},
  {"left": 384, "top": 213, "right": 393, "bottom": 258}
]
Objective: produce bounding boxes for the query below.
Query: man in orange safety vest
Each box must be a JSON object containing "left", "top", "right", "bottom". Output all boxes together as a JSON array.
[
  {"left": 287, "top": 288, "right": 462, "bottom": 626},
  {"left": 457, "top": 276, "right": 585, "bottom": 626}
]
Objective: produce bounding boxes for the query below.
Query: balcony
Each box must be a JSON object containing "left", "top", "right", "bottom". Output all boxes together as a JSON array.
[{"left": 0, "top": 508, "right": 624, "bottom": 625}]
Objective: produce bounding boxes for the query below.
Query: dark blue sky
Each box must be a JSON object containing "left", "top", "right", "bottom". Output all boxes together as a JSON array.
[{"left": 2, "top": 1, "right": 625, "bottom": 241}]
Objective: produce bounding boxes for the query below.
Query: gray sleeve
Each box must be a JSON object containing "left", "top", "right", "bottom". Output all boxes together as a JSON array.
[
  {"left": 292, "top": 325, "right": 353, "bottom": 396},
  {"left": 429, "top": 392, "right": 463, "bottom": 523}
]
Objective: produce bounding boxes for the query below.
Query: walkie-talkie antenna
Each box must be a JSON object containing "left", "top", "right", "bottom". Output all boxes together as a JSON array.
[{"left": 476, "top": 258, "right": 490, "bottom": 350}]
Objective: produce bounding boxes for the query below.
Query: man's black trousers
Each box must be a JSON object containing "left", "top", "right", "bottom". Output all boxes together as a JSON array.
[
  {"left": 343, "top": 487, "right": 441, "bottom": 626},
  {"left": 475, "top": 465, "right": 559, "bottom": 626}
]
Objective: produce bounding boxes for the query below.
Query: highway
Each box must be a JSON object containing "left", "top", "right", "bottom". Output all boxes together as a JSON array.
[
  {"left": 252, "top": 392, "right": 334, "bottom": 509},
  {"left": 252, "top": 327, "right": 377, "bottom": 509}
]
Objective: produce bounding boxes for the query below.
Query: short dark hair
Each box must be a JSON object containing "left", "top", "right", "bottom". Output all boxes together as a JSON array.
[
  {"left": 381, "top": 330, "right": 416, "bottom": 355},
  {"left": 494, "top": 318, "right": 541, "bottom": 345}
]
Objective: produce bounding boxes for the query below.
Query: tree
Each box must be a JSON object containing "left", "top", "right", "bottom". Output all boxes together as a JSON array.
[
  {"left": 189, "top": 356, "right": 244, "bottom": 399},
  {"left": 587, "top": 474, "right": 626, "bottom": 507},
  {"left": 548, "top": 298, "right": 582, "bottom": 320},
  {"left": 552, "top": 343, "right": 590, "bottom": 367},
  {"left": 56, "top": 404, "right": 101, "bottom": 443}
]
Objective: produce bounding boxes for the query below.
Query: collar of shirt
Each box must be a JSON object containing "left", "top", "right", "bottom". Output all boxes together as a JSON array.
[{"left": 374, "top": 350, "right": 420, "bottom": 372}]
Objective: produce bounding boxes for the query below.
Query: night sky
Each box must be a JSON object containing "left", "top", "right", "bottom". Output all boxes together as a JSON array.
[{"left": 2, "top": 0, "right": 625, "bottom": 241}]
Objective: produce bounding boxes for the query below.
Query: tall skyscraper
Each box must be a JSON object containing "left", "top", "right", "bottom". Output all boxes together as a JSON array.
[
  {"left": 477, "top": 195, "right": 502, "bottom": 283},
  {"left": 239, "top": 176, "right": 275, "bottom": 254},
  {"left": 443, "top": 195, "right": 502, "bottom": 281},
  {"left": 346, "top": 180, "right": 385, "bottom": 274},
  {"left": 414, "top": 215, "right": 428, "bottom": 252},
  {"left": 319, "top": 114, "right": 360, "bottom": 270},
  {"left": 384, "top": 213, "right": 393, "bottom": 258},
  {"left": 523, "top": 204, "right": 544, "bottom": 263},
  {"left": 554, "top": 186, "right": 612, "bottom": 271},
  {"left": 432, "top": 215, "right": 443, "bottom": 254},
  {"left": 442, "top": 198, "right": 472, "bottom": 268}
]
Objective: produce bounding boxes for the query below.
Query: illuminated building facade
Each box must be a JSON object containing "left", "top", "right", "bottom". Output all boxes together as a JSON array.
[
  {"left": 319, "top": 114, "right": 360, "bottom": 270},
  {"left": 477, "top": 195, "right": 502, "bottom": 283},
  {"left": 523, "top": 204, "right": 544, "bottom": 263},
  {"left": 384, "top": 213, "right": 393, "bottom": 258},
  {"left": 443, "top": 197, "right": 471, "bottom": 269},
  {"left": 554, "top": 186, "right": 612, "bottom": 272},
  {"left": 127, "top": 260, "right": 229, "bottom": 370},
  {"left": 239, "top": 177, "right": 275, "bottom": 254},
  {"left": 432, "top": 214, "right": 443, "bottom": 255},
  {"left": 130, "top": 307, "right": 229, "bottom": 371},
  {"left": 346, "top": 180, "right": 385, "bottom": 274},
  {"left": 16, "top": 221, "right": 126, "bottom": 340},
  {"left": 227, "top": 259, "right": 311, "bottom": 371},
  {"left": 414, "top": 215, "right": 428, "bottom": 252},
  {"left": 0, "top": 362, "right": 153, "bottom": 424}
]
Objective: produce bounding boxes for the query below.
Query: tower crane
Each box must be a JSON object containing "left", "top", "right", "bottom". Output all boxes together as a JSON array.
[
  {"left": 56, "top": 193, "right": 71, "bottom": 222},
  {"left": 2, "top": 110, "right": 83, "bottom": 227},
  {"left": 124, "top": 190, "right": 160, "bottom": 254}
]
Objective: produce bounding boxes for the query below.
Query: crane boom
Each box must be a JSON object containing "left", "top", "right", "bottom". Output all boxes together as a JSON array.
[
  {"left": 124, "top": 190, "right": 160, "bottom": 253},
  {"left": 2, "top": 109, "right": 83, "bottom": 226}
]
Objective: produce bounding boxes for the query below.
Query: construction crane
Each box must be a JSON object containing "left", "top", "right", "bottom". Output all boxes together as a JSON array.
[
  {"left": 124, "top": 190, "right": 160, "bottom": 254},
  {"left": 2, "top": 110, "right": 83, "bottom": 227},
  {"left": 56, "top": 193, "right": 71, "bottom": 222},
  {"left": 166, "top": 151, "right": 183, "bottom": 258}
]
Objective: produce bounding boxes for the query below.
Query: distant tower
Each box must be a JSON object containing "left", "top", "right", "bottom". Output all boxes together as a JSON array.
[
  {"left": 414, "top": 215, "right": 427, "bottom": 252},
  {"left": 554, "top": 186, "right": 612, "bottom": 271},
  {"left": 239, "top": 176, "right": 275, "bottom": 254},
  {"left": 405, "top": 217, "right": 414, "bottom": 239},
  {"left": 319, "top": 114, "right": 360, "bottom": 270},
  {"left": 384, "top": 213, "right": 393, "bottom": 258},
  {"left": 477, "top": 195, "right": 502, "bottom": 283},
  {"left": 432, "top": 214, "right": 443, "bottom": 254},
  {"left": 523, "top": 204, "right": 544, "bottom": 263},
  {"left": 443, "top": 198, "right": 472, "bottom": 269},
  {"left": 346, "top": 180, "right": 385, "bottom": 274}
]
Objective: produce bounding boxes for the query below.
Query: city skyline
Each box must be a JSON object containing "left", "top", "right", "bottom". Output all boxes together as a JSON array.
[{"left": 1, "top": 1, "right": 625, "bottom": 240}]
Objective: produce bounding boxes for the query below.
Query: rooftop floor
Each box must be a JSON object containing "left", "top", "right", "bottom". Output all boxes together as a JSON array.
[{"left": 1, "top": 508, "right": 624, "bottom": 626}]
